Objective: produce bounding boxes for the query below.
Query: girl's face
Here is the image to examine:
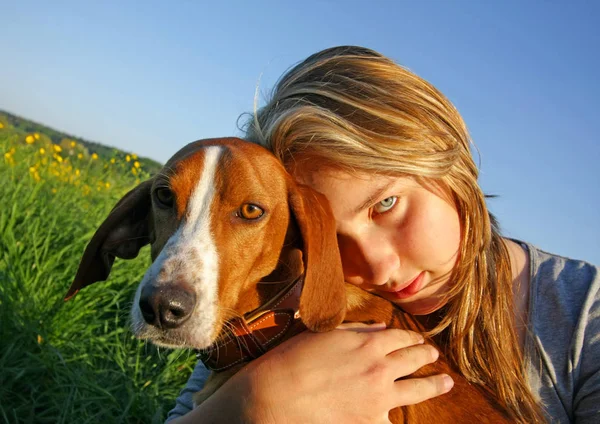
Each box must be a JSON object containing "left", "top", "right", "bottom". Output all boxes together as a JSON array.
[{"left": 294, "top": 168, "right": 461, "bottom": 315}]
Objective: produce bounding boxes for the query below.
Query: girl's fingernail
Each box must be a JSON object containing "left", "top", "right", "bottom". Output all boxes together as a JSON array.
[{"left": 443, "top": 375, "right": 454, "bottom": 392}]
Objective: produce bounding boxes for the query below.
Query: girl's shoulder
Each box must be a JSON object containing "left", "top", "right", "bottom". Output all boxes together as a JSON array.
[
  {"left": 523, "top": 240, "right": 599, "bottom": 302},
  {"left": 519, "top": 240, "right": 600, "bottom": 422}
]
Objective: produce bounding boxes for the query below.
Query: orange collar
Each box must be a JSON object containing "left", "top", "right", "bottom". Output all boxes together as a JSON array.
[{"left": 196, "top": 276, "right": 306, "bottom": 371}]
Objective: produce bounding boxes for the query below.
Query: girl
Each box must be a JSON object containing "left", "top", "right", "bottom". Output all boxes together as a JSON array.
[{"left": 167, "top": 46, "right": 599, "bottom": 423}]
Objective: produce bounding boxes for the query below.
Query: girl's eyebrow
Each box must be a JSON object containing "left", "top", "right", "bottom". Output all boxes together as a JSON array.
[{"left": 354, "top": 181, "right": 395, "bottom": 214}]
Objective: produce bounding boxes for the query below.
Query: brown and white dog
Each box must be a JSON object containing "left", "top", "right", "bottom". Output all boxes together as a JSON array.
[{"left": 65, "top": 137, "right": 512, "bottom": 423}]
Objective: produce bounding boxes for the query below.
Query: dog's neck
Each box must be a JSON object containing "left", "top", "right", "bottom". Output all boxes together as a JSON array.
[{"left": 197, "top": 274, "right": 306, "bottom": 371}]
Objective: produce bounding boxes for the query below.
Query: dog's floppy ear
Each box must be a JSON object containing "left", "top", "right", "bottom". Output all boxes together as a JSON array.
[
  {"left": 289, "top": 183, "right": 346, "bottom": 332},
  {"left": 64, "top": 179, "right": 154, "bottom": 300}
]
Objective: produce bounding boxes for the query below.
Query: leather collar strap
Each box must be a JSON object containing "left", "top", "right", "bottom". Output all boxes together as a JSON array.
[{"left": 196, "top": 276, "right": 306, "bottom": 372}]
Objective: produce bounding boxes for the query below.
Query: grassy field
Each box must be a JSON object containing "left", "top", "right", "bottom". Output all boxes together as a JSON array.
[{"left": 0, "top": 121, "right": 196, "bottom": 423}]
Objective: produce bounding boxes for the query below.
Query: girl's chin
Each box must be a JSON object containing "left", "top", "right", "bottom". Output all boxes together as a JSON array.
[{"left": 394, "top": 297, "right": 447, "bottom": 315}]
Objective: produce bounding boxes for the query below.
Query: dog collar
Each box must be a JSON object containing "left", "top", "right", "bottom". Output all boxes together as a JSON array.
[{"left": 196, "top": 275, "right": 306, "bottom": 371}]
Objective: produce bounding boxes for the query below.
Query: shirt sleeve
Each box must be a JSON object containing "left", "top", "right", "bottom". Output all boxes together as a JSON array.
[
  {"left": 164, "top": 361, "right": 211, "bottom": 422},
  {"left": 525, "top": 243, "right": 600, "bottom": 423},
  {"left": 573, "top": 268, "right": 600, "bottom": 423}
]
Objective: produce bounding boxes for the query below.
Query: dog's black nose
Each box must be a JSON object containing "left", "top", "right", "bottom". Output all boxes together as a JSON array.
[{"left": 139, "top": 284, "right": 196, "bottom": 329}]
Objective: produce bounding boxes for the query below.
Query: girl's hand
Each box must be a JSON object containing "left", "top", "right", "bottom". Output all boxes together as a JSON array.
[{"left": 193, "top": 323, "right": 453, "bottom": 424}]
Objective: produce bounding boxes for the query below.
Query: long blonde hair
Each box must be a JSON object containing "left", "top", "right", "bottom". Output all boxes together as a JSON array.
[{"left": 244, "top": 46, "right": 545, "bottom": 422}]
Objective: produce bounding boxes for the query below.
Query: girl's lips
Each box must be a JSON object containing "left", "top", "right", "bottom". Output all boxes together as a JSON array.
[{"left": 386, "top": 272, "right": 425, "bottom": 300}]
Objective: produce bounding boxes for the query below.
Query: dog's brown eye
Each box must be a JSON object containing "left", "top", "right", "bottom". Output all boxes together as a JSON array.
[
  {"left": 239, "top": 204, "right": 264, "bottom": 220},
  {"left": 155, "top": 188, "right": 174, "bottom": 208}
]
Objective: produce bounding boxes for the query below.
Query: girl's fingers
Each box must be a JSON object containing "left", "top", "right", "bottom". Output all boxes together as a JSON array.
[
  {"left": 393, "top": 374, "right": 454, "bottom": 406},
  {"left": 385, "top": 343, "right": 439, "bottom": 378},
  {"left": 355, "top": 328, "right": 426, "bottom": 356}
]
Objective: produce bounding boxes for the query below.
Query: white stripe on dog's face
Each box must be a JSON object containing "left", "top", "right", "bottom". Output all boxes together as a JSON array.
[{"left": 131, "top": 146, "right": 222, "bottom": 348}]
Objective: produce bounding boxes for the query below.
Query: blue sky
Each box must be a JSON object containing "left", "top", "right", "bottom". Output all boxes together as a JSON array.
[{"left": 1, "top": 0, "right": 598, "bottom": 265}]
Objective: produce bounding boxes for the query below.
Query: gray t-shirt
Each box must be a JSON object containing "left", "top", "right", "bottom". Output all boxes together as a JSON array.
[
  {"left": 523, "top": 241, "right": 600, "bottom": 423},
  {"left": 165, "top": 241, "right": 600, "bottom": 423}
]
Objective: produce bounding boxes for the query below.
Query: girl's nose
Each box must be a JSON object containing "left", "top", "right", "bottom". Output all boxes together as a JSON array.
[{"left": 337, "top": 232, "right": 400, "bottom": 287}]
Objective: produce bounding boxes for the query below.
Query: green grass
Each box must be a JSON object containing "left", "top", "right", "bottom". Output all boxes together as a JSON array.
[{"left": 0, "top": 127, "right": 196, "bottom": 423}]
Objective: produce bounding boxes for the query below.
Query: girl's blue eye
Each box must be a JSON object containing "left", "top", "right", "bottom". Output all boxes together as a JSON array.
[{"left": 373, "top": 196, "right": 397, "bottom": 214}]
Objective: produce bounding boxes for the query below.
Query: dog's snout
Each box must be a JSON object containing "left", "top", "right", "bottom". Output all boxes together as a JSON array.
[{"left": 139, "top": 284, "right": 196, "bottom": 329}]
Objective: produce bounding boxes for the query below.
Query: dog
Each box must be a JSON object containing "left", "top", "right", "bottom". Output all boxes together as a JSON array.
[{"left": 65, "top": 137, "right": 512, "bottom": 423}]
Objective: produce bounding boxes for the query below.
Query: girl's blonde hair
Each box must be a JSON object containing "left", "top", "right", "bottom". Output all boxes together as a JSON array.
[{"left": 244, "top": 46, "right": 544, "bottom": 422}]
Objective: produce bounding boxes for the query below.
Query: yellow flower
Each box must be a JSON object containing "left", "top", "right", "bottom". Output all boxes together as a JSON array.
[
  {"left": 75, "top": 169, "right": 80, "bottom": 176},
  {"left": 51, "top": 188, "right": 57, "bottom": 194},
  {"left": 53, "top": 144, "right": 62, "bottom": 152},
  {"left": 26, "top": 135, "right": 35, "bottom": 144},
  {"left": 70, "top": 141, "right": 76, "bottom": 148},
  {"left": 30, "top": 169, "right": 41, "bottom": 182},
  {"left": 54, "top": 154, "right": 63, "bottom": 163},
  {"left": 134, "top": 161, "right": 141, "bottom": 168},
  {"left": 77, "top": 153, "right": 83, "bottom": 159},
  {"left": 4, "top": 149, "right": 15, "bottom": 164},
  {"left": 91, "top": 153, "right": 98, "bottom": 160},
  {"left": 37, "top": 334, "right": 44, "bottom": 344},
  {"left": 126, "top": 154, "right": 131, "bottom": 162},
  {"left": 39, "top": 148, "right": 46, "bottom": 154},
  {"left": 105, "top": 182, "right": 111, "bottom": 189},
  {"left": 131, "top": 167, "right": 138, "bottom": 175},
  {"left": 132, "top": 153, "right": 138, "bottom": 160},
  {"left": 110, "top": 158, "right": 116, "bottom": 164},
  {"left": 0, "top": 122, "right": 4, "bottom": 129}
]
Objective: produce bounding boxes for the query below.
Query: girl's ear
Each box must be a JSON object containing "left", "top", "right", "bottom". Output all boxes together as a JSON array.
[
  {"left": 64, "top": 179, "right": 154, "bottom": 300},
  {"left": 288, "top": 182, "right": 346, "bottom": 332}
]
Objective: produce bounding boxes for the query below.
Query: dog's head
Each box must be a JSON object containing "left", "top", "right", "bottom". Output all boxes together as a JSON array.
[{"left": 65, "top": 138, "right": 346, "bottom": 349}]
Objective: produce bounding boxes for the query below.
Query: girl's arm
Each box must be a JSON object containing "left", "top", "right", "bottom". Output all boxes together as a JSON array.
[{"left": 168, "top": 324, "right": 452, "bottom": 423}]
